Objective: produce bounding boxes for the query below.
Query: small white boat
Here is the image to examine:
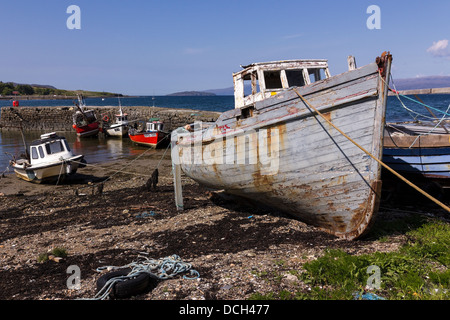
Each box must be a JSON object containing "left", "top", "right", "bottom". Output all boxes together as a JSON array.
[
  {"left": 10, "top": 132, "right": 86, "bottom": 183},
  {"left": 105, "top": 101, "right": 129, "bottom": 137}
]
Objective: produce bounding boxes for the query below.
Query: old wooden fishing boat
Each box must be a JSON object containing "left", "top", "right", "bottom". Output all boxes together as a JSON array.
[
  {"left": 10, "top": 132, "right": 86, "bottom": 183},
  {"left": 129, "top": 118, "right": 168, "bottom": 148},
  {"left": 171, "top": 52, "right": 392, "bottom": 240},
  {"left": 383, "top": 121, "right": 450, "bottom": 188},
  {"left": 72, "top": 95, "right": 100, "bottom": 137}
]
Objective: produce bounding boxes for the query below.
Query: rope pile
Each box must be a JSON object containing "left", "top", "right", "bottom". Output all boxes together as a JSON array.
[{"left": 86, "top": 254, "right": 199, "bottom": 300}]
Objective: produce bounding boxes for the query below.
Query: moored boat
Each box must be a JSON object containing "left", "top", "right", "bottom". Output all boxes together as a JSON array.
[
  {"left": 72, "top": 95, "right": 100, "bottom": 137},
  {"left": 9, "top": 132, "right": 86, "bottom": 183},
  {"left": 383, "top": 121, "right": 450, "bottom": 188},
  {"left": 105, "top": 99, "right": 129, "bottom": 137},
  {"left": 129, "top": 118, "right": 168, "bottom": 148},
  {"left": 171, "top": 52, "right": 392, "bottom": 239}
]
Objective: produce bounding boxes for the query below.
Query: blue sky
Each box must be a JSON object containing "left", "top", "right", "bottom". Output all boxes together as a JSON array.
[{"left": 0, "top": 0, "right": 449, "bottom": 95}]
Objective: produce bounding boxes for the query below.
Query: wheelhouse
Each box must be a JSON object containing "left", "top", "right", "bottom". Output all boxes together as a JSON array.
[
  {"left": 115, "top": 113, "right": 128, "bottom": 123},
  {"left": 233, "top": 59, "right": 331, "bottom": 109},
  {"left": 29, "top": 132, "right": 73, "bottom": 165},
  {"left": 146, "top": 120, "right": 164, "bottom": 132},
  {"left": 73, "top": 110, "right": 97, "bottom": 127}
]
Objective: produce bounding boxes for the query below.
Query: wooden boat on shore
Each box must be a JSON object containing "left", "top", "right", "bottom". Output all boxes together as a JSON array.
[
  {"left": 9, "top": 132, "right": 86, "bottom": 183},
  {"left": 171, "top": 52, "right": 393, "bottom": 240},
  {"left": 129, "top": 118, "right": 168, "bottom": 148},
  {"left": 72, "top": 95, "right": 100, "bottom": 137},
  {"left": 383, "top": 121, "right": 450, "bottom": 188}
]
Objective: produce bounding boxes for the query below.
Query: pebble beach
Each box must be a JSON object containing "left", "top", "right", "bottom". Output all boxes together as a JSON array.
[{"left": 1, "top": 149, "right": 448, "bottom": 300}]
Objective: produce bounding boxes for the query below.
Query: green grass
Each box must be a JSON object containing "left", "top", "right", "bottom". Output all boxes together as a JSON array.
[
  {"left": 37, "top": 247, "right": 68, "bottom": 263},
  {"left": 249, "top": 219, "right": 449, "bottom": 300}
]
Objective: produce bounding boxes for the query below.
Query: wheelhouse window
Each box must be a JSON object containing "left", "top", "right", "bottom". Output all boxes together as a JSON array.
[
  {"left": 63, "top": 139, "right": 71, "bottom": 152},
  {"left": 308, "top": 68, "right": 327, "bottom": 83},
  {"left": 243, "top": 72, "right": 260, "bottom": 97},
  {"left": 285, "top": 70, "right": 305, "bottom": 87},
  {"left": 31, "top": 147, "right": 38, "bottom": 159},
  {"left": 38, "top": 146, "right": 45, "bottom": 158},
  {"left": 264, "top": 70, "right": 283, "bottom": 89},
  {"left": 45, "top": 140, "right": 64, "bottom": 155}
]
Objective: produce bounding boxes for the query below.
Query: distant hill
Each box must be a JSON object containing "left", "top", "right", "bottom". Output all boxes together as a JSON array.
[
  {"left": 167, "top": 91, "right": 216, "bottom": 96},
  {"left": 203, "top": 87, "right": 234, "bottom": 96},
  {"left": 14, "top": 82, "right": 57, "bottom": 89},
  {"left": 391, "top": 76, "right": 450, "bottom": 90},
  {"left": 0, "top": 81, "right": 121, "bottom": 97}
]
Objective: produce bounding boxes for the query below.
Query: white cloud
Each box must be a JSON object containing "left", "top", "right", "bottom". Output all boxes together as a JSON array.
[{"left": 427, "top": 39, "right": 450, "bottom": 58}]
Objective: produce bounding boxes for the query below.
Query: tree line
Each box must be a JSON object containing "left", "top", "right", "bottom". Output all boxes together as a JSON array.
[
  {"left": 0, "top": 81, "right": 121, "bottom": 97},
  {"left": 0, "top": 82, "right": 36, "bottom": 96}
]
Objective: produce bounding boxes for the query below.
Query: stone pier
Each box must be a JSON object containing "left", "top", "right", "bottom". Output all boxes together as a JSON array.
[{"left": 0, "top": 106, "right": 221, "bottom": 132}]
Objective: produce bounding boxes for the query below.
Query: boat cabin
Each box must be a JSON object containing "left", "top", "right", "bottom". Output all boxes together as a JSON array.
[
  {"left": 73, "top": 109, "right": 97, "bottom": 127},
  {"left": 233, "top": 59, "right": 331, "bottom": 109},
  {"left": 115, "top": 113, "right": 128, "bottom": 124},
  {"left": 147, "top": 119, "right": 164, "bottom": 132},
  {"left": 29, "top": 132, "right": 73, "bottom": 165}
]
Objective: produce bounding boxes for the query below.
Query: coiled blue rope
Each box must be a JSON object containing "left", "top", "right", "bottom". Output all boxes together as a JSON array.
[{"left": 85, "top": 254, "right": 199, "bottom": 300}]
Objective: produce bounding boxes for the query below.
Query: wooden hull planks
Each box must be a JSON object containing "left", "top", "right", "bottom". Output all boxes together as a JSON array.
[{"left": 172, "top": 54, "right": 392, "bottom": 239}]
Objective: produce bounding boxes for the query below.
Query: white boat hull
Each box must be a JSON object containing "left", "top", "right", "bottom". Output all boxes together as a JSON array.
[
  {"left": 12, "top": 155, "right": 85, "bottom": 183},
  {"left": 106, "top": 124, "right": 129, "bottom": 137}
]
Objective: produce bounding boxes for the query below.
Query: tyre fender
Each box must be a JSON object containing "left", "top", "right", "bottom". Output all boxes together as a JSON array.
[{"left": 96, "top": 268, "right": 155, "bottom": 299}]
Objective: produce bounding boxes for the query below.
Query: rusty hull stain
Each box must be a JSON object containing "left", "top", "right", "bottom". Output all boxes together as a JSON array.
[
  {"left": 322, "top": 111, "right": 332, "bottom": 123},
  {"left": 331, "top": 179, "right": 382, "bottom": 240}
]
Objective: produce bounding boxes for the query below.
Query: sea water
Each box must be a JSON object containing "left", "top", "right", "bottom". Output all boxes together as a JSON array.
[{"left": 1, "top": 94, "right": 450, "bottom": 173}]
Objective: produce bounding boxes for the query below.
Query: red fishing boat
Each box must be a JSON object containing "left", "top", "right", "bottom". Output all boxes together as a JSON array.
[
  {"left": 72, "top": 95, "right": 100, "bottom": 137},
  {"left": 129, "top": 118, "right": 168, "bottom": 148}
]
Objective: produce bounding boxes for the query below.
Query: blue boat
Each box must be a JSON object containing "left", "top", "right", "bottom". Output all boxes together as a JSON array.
[
  {"left": 383, "top": 146, "right": 450, "bottom": 179},
  {"left": 383, "top": 122, "right": 450, "bottom": 196}
]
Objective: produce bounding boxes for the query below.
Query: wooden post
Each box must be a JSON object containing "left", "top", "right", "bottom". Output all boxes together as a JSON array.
[
  {"left": 171, "top": 139, "right": 184, "bottom": 211},
  {"left": 347, "top": 56, "right": 357, "bottom": 71}
]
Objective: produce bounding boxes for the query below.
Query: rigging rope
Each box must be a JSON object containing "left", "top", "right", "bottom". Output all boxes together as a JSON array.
[
  {"left": 409, "top": 103, "right": 450, "bottom": 148},
  {"left": 387, "top": 74, "right": 450, "bottom": 119},
  {"left": 381, "top": 74, "right": 450, "bottom": 148}
]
